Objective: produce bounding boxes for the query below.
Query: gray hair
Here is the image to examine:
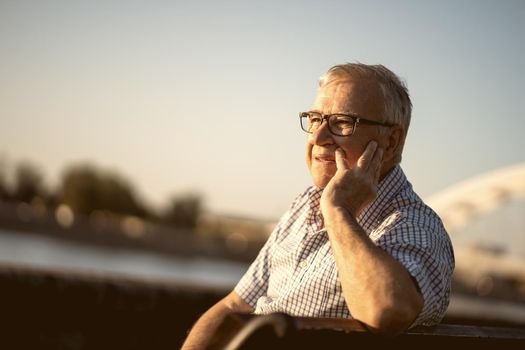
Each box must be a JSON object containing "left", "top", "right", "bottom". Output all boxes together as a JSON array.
[{"left": 319, "top": 63, "right": 412, "bottom": 163}]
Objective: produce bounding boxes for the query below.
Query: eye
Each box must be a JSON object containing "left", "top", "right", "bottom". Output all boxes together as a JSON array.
[
  {"left": 309, "top": 116, "right": 322, "bottom": 124},
  {"left": 306, "top": 112, "right": 323, "bottom": 124},
  {"left": 332, "top": 115, "right": 355, "bottom": 128}
]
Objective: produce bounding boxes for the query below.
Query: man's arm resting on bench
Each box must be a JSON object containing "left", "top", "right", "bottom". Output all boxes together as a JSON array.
[{"left": 181, "top": 291, "right": 254, "bottom": 349}]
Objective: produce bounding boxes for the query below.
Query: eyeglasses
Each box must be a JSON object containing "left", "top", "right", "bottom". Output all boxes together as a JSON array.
[{"left": 299, "top": 111, "right": 395, "bottom": 137}]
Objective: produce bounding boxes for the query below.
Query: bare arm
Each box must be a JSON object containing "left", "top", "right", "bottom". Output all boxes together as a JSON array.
[
  {"left": 321, "top": 143, "right": 423, "bottom": 335},
  {"left": 325, "top": 207, "right": 423, "bottom": 334},
  {"left": 181, "top": 291, "right": 254, "bottom": 349}
]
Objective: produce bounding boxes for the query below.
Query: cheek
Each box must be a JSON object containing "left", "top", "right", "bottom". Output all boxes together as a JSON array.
[
  {"left": 305, "top": 141, "right": 313, "bottom": 167},
  {"left": 338, "top": 140, "right": 365, "bottom": 168}
]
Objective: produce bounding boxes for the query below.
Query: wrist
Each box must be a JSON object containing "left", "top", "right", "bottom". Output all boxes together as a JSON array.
[{"left": 323, "top": 205, "right": 354, "bottom": 229}]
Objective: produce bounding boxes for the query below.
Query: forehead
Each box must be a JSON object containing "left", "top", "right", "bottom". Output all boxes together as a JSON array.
[{"left": 313, "top": 77, "right": 384, "bottom": 118}]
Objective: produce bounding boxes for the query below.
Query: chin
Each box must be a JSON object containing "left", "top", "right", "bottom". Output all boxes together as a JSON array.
[
  {"left": 313, "top": 180, "right": 328, "bottom": 189},
  {"left": 307, "top": 157, "right": 335, "bottom": 188},
  {"left": 311, "top": 170, "right": 334, "bottom": 189}
]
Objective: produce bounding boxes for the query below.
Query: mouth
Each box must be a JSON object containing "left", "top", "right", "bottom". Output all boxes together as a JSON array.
[{"left": 314, "top": 154, "right": 335, "bottom": 163}]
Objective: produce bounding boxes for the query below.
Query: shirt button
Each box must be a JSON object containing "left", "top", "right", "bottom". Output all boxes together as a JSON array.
[{"left": 299, "top": 260, "right": 308, "bottom": 269}]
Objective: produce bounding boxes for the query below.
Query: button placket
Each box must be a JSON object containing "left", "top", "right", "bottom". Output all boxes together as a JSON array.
[{"left": 299, "top": 259, "right": 308, "bottom": 269}]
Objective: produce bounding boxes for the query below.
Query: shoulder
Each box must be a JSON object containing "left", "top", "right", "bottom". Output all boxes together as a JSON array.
[
  {"left": 271, "top": 186, "right": 317, "bottom": 237},
  {"left": 372, "top": 185, "right": 453, "bottom": 251},
  {"left": 290, "top": 186, "right": 318, "bottom": 208},
  {"left": 280, "top": 186, "right": 318, "bottom": 219}
]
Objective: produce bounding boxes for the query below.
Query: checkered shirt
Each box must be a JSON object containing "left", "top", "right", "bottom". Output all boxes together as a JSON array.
[{"left": 234, "top": 165, "right": 455, "bottom": 327}]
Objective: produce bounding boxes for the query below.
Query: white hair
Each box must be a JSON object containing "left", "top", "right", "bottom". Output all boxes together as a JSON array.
[{"left": 320, "top": 63, "right": 412, "bottom": 163}]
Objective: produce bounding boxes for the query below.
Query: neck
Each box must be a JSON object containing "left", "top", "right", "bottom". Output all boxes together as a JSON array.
[{"left": 379, "top": 163, "right": 397, "bottom": 182}]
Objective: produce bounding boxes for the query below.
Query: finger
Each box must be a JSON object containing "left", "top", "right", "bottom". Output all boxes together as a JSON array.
[
  {"left": 356, "top": 141, "right": 378, "bottom": 171},
  {"left": 369, "top": 147, "right": 384, "bottom": 181},
  {"left": 335, "top": 148, "right": 350, "bottom": 170}
]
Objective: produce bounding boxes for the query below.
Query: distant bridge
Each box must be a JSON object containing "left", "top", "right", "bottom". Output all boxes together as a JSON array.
[
  {"left": 425, "top": 162, "right": 525, "bottom": 233},
  {"left": 426, "top": 162, "right": 525, "bottom": 308}
]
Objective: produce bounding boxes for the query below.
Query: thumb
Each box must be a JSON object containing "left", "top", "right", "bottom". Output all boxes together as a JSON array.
[{"left": 335, "top": 148, "right": 350, "bottom": 170}]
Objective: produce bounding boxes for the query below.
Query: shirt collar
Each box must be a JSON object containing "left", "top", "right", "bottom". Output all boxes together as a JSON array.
[
  {"left": 306, "top": 186, "right": 324, "bottom": 232},
  {"left": 358, "top": 165, "right": 407, "bottom": 231},
  {"left": 305, "top": 165, "right": 407, "bottom": 233}
]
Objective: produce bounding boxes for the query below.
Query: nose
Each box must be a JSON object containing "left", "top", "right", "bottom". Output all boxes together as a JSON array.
[{"left": 309, "top": 119, "right": 334, "bottom": 146}]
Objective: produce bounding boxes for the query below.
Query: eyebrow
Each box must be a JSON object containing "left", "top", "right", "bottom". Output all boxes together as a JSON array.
[{"left": 309, "top": 109, "right": 361, "bottom": 117}]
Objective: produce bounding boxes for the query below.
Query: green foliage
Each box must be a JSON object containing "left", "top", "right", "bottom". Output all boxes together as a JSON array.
[
  {"left": 12, "top": 162, "right": 43, "bottom": 203},
  {"left": 164, "top": 193, "right": 202, "bottom": 229},
  {"left": 60, "top": 165, "right": 147, "bottom": 217},
  {"left": 0, "top": 162, "right": 8, "bottom": 201},
  {"left": 1, "top": 156, "right": 207, "bottom": 230}
]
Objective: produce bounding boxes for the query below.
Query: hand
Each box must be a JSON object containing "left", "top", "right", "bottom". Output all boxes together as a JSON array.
[{"left": 320, "top": 141, "right": 384, "bottom": 219}]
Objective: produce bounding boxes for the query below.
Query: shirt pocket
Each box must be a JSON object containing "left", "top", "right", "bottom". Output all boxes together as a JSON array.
[
  {"left": 295, "top": 250, "right": 339, "bottom": 317},
  {"left": 267, "top": 238, "right": 297, "bottom": 297}
]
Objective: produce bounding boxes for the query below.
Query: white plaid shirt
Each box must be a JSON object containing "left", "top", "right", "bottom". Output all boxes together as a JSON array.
[{"left": 234, "top": 165, "right": 454, "bottom": 327}]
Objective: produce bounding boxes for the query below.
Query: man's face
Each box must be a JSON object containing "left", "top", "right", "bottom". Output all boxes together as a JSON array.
[{"left": 306, "top": 77, "right": 388, "bottom": 188}]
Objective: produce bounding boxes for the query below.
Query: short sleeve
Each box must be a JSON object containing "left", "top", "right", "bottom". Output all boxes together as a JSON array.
[
  {"left": 370, "top": 212, "right": 455, "bottom": 327},
  {"left": 234, "top": 226, "right": 277, "bottom": 308},
  {"left": 234, "top": 190, "right": 308, "bottom": 308}
]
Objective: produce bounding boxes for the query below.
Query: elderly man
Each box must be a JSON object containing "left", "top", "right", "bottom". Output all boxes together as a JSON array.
[{"left": 182, "top": 63, "right": 454, "bottom": 348}]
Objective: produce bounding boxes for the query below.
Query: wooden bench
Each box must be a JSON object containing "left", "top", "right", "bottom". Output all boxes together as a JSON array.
[{"left": 208, "top": 313, "right": 525, "bottom": 349}]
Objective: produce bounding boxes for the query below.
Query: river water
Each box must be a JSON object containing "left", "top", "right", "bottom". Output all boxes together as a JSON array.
[
  {"left": 2, "top": 229, "right": 525, "bottom": 324},
  {"left": 0, "top": 228, "right": 248, "bottom": 289}
]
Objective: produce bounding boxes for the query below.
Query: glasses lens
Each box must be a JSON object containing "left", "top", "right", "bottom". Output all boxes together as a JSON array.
[
  {"left": 300, "top": 112, "right": 356, "bottom": 136},
  {"left": 300, "top": 112, "right": 321, "bottom": 133},
  {"left": 329, "top": 114, "right": 355, "bottom": 136}
]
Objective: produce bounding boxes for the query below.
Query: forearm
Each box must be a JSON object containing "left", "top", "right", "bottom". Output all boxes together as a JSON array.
[
  {"left": 182, "top": 292, "right": 254, "bottom": 349},
  {"left": 182, "top": 303, "right": 230, "bottom": 349},
  {"left": 325, "top": 206, "right": 423, "bottom": 334}
]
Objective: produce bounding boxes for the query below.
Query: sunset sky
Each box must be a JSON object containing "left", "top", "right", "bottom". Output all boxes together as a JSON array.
[{"left": 2, "top": 0, "right": 524, "bottom": 219}]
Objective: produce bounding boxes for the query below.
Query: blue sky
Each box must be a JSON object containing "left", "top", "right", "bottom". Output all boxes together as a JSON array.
[{"left": 1, "top": 0, "right": 524, "bottom": 219}]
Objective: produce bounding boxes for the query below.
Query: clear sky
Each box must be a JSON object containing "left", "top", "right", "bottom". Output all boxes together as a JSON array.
[{"left": 1, "top": 0, "right": 524, "bottom": 220}]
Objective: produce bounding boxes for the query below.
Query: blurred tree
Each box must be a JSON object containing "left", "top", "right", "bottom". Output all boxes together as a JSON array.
[
  {"left": 0, "top": 177, "right": 7, "bottom": 201},
  {"left": 60, "top": 166, "right": 99, "bottom": 215},
  {"left": 0, "top": 157, "right": 8, "bottom": 201},
  {"left": 99, "top": 173, "right": 146, "bottom": 216},
  {"left": 43, "top": 191, "right": 59, "bottom": 210},
  {"left": 164, "top": 193, "right": 203, "bottom": 230},
  {"left": 60, "top": 165, "right": 148, "bottom": 217},
  {"left": 12, "top": 162, "right": 43, "bottom": 203}
]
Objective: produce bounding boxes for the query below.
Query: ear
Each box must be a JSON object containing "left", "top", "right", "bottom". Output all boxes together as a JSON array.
[{"left": 383, "top": 126, "right": 405, "bottom": 163}]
